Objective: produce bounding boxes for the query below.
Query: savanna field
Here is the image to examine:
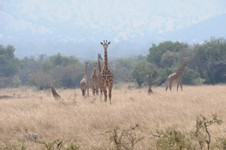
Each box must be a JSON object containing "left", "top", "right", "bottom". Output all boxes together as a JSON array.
[{"left": 0, "top": 84, "right": 226, "bottom": 149}]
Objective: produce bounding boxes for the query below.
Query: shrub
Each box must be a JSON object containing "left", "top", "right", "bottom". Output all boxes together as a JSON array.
[{"left": 107, "top": 124, "right": 144, "bottom": 150}]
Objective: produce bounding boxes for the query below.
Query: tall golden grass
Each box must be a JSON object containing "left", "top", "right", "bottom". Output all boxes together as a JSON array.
[{"left": 0, "top": 84, "right": 226, "bottom": 149}]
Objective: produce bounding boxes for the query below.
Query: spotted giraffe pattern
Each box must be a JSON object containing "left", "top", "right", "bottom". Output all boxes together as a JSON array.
[
  {"left": 97, "top": 53, "right": 103, "bottom": 96},
  {"left": 90, "top": 62, "right": 99, "bottom": 95},
  {"left": 99, "top": 40, "right": 113, "bottom": 104}
]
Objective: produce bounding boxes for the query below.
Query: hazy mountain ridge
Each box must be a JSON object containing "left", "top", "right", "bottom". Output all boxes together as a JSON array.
[
  {"left": 0, "top": 13, "right": 226, "bottom": 59},
  {"left": 164, "top": 14, "right": 226, "bottom": 42}
]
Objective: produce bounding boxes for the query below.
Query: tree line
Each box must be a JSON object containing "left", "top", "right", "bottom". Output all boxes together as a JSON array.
[{"left": 0, "top": 37, "right": 226, "bottom": 89}]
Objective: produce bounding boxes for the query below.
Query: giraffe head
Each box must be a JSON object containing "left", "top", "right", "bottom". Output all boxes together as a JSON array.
[
  {"left": 83, "top": 61, "right": 89, "bottom": 75},
  {"left": 93, "top": 62, "right": 97, "bottom": 69},
  {"left": 46, "top": 83, "right": 53, "bottom": 90},
  {"left": 100, "top": 40, "right": 111, "bottom": 50},
  {"left": 85, "top": 61, "right": 89, "bottom": 68},
  {"left": 47, "top": 83, "right": 51, "bottom": 88},
  {"left": 98, "top": 53, "right": 103, "bottom": 61}
]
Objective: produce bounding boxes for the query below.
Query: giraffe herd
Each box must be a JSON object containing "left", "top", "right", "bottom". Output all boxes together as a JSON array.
[
  {"left": 79, "top": 40, "right": 113, "bottom": 104},
  {"left": 48, "top": 40, "right": 190, "bottom": 103}
]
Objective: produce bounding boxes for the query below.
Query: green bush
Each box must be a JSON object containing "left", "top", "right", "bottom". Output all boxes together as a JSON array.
[
  {"left": 152, "top": 115, "right": 223, "bottom": 150},
  {"left": 153, "top": 128, "right": 194, "bottom": 150}
]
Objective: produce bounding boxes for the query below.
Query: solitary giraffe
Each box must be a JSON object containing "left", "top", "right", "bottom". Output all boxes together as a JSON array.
[
  {"left": 99, "top": 40, "right": 113, "bottom": 104},
  {"left": 80, "top": 62, "right": 89, "bottom": 97},
  {"left": 97, "top": 53, "right": 103, "bottom": 95},
  {"left": 146, "top": 74, "right": 153, "bottom": 94},
  {"left": 90, "top": 62, "right": 99, "bottom": 95},
  {"left": 165, "top": 57, "right": 190, "bottom": 91},
  {"left": 47, "top": 84, "right": 61, "bottom": 100}
]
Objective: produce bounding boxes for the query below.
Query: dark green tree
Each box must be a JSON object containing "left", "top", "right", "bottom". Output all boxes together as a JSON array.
[
  {"left": 0, "top": 45, "right": 20, "bottom": 87},
  {"left": 190, "top": 38, "right": 226, "bottom": 84},
  {"left": 0, "top": 45, "right": 20, "bottom": 77},
  {"left": 25, "top": 54, "right": 83, "bottom": 89},
  {"left": 113, "top": 57, "right": 140, "bottom": 83},
  {"left": 49, "top": 53, "right": 79, "bottom": 66},
  {"left": 132, "top": 60, "right": 157, "bottom": 87}
]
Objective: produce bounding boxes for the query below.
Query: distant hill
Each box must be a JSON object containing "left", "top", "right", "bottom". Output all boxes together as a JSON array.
[
  {"left": 164, "top": 14, "right": 226, "bottom": 43},
  {"left": 1, "top": 12, "right": 226, "bottom": 59}
]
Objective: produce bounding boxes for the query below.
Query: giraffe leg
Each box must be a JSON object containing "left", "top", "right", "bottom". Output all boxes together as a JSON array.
[
  {"left": 95, "top": 87, "right": 97, "bottom": 95},
  {"left": 169, "top": 80, "right": 173, "bottom": 91},
  {"left": 177, "top": 80, "right": 183, "bottom": 91},
  {"left": 166, "top": 84, "right": 168, "bottom": 91},
  {"left": 99, "top": 88, "right": 102, "bottom": 96},
  {"left": 108, "top": 86, "right": 112, "bottom": 104},
  {"left": 99, "top": 86, "right": 104, "bottom": 100},
  {"left": 180, "top": 83, "right": 183, "bottom": 91},
  {"left": 96, "top": 87, "right": 99, "bottom": 95},
  {"left": 92, "top": 87, "right": 95, "bottom": 95},
  {"left": 104, "top": 89, "right": 107, "bottom": 101},
  {"left": 93, "top": 86, "right": 95, "bottom": 95},
  {"left": 165, "top": 79, "right": 169, "bottom": 91},
  {"left": 148, "top": 87, "right": 152, "bottom": 94},
  {"left": 100, "top": 87, "right": 104, "bottom": 97},
  {"left": 177, "top": 83, "right": 180, "bottom": 91},
  {"left": 82, "top": 89, "right": 85, "bottom": 96}
]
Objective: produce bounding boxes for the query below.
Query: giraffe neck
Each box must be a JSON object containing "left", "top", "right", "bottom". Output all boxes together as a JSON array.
[
  {"left": 85, "top": 64, "right": 88, "bottom": 76},
  {"left": 98, "top": 58, "right": 102, "bottom": 74},
  {"left": 176, "top": 61, "right": 187, "bottom": 76},
  {"left": 104, "top": 48, "right": 108, "bottom": 70},
  {"left": 93, "top": 67, "right": 97, "bottom": 75},
  {"left": 51, "top": 86, "right": 57, "bottom": 96}
]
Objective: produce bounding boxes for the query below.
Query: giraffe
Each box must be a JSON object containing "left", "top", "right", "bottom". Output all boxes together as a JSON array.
[
  {"left": 99, "top": 40, "right": 113, "bottom": 104},
  {"left": 146, "top": 73, "right": 153, "bottom": 94},
  {"left": 90, "top": 62, "right": 99, "bottom": 95},
  {"left": 47, "top": 84, "right": 61, "bottom": 100},
  {"left": 80, "top": 62, "right": 89, "bottom": 97},
  {"left": 165, "top": 57, "right": 190, "bottom": 91},
  {"left": 97, "top": 53, "right": 103, "bottom": 95}
]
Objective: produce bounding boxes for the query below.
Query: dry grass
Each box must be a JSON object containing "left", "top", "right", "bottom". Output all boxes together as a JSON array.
[{"left": 0, "top": 85, "right": 226, "bottom": 149}]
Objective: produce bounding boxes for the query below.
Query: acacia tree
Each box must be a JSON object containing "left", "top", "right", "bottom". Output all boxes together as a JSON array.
[
  {"left": 132, "top": 60, "right": 157, "bottom": 87},
  {"left": 26, "top": 53, "right": 83, "bottom": 89},
  {"left": 147, "top": 41, "right": 189, "bottom": 67},
  {"left": 112, "top": 57, "right": 140, "bottom": 83}
]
